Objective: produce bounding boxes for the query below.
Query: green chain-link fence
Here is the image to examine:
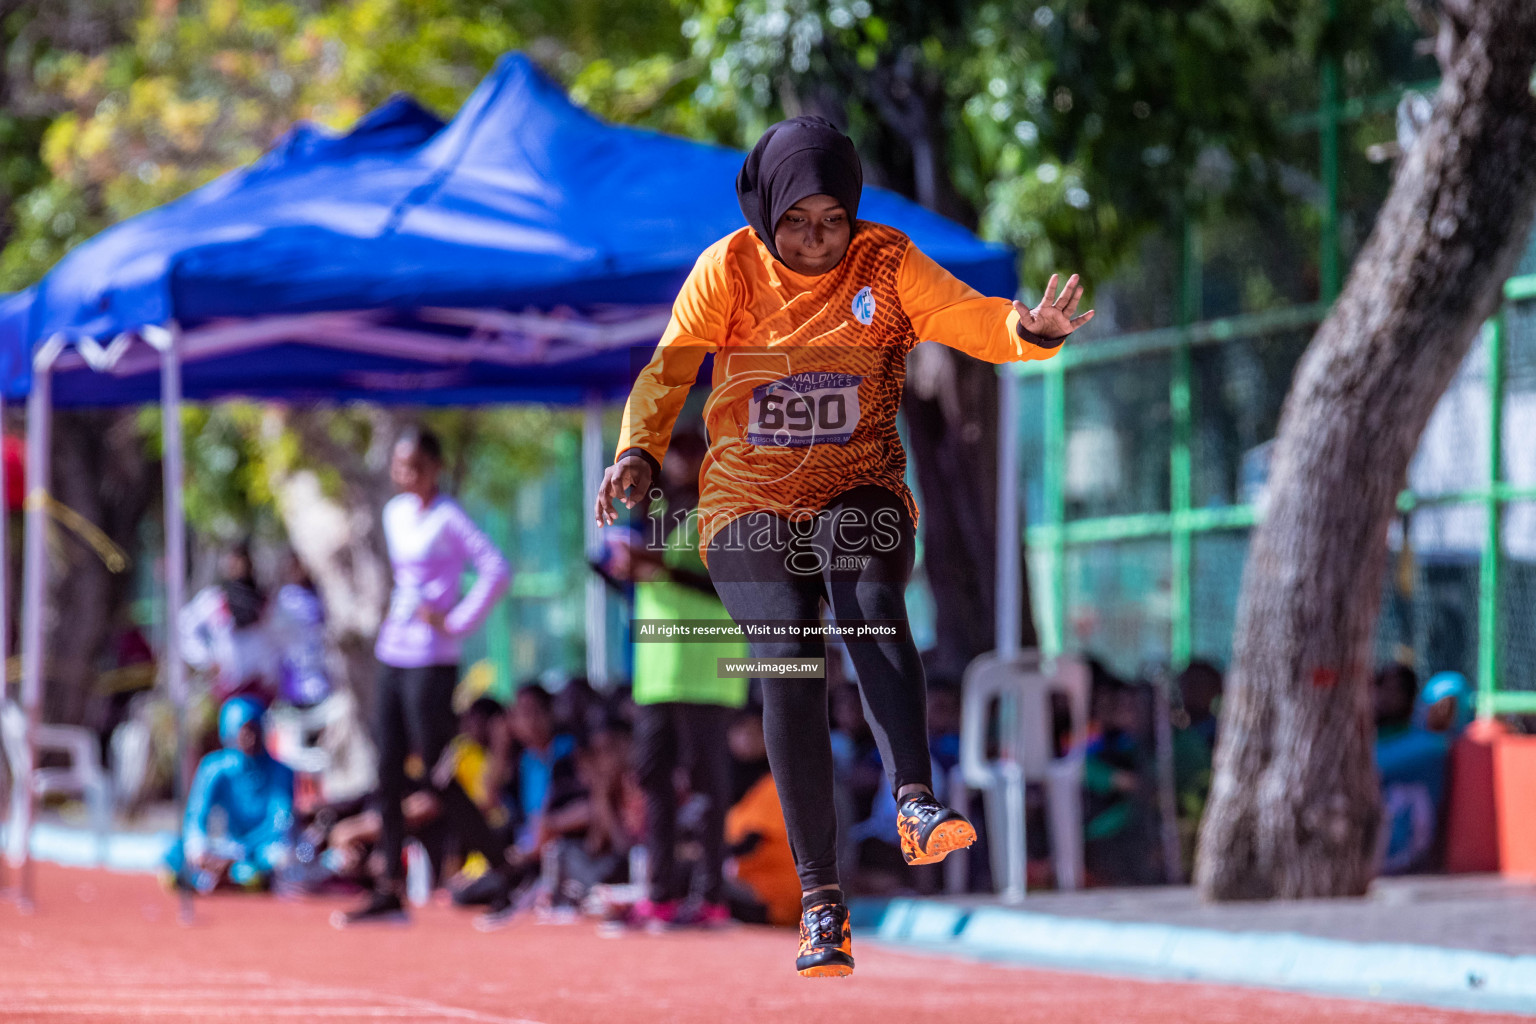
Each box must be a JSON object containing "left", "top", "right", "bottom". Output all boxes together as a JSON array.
[{"left": 1017, "top": 263, "right": 1536, "bottom": 717}]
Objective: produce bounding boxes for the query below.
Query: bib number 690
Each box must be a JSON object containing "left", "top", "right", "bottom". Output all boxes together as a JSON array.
[
  {"left": 759, "top": 390, "right": 848, "bottom": 432},
  {"left": 747, "top": 372, "right": 862, "bottom": 446}
]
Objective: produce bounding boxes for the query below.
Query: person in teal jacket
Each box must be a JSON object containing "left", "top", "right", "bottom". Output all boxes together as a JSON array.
[
  {"left": 625, "top": 428, "right": 748, "bottom": 927},
  {"left": 165, "top": 696, "right": 295, "bottom": 892}
]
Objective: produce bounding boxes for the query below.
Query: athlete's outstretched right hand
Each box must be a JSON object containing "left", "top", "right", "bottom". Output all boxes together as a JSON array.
[{"left": 595, "top": 455, "right": 653, "bottom": 525}]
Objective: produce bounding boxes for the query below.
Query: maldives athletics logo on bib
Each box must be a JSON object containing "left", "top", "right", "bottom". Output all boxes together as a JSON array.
[{"left": 851, "top": 286, "right": 876, "bottom": 325}]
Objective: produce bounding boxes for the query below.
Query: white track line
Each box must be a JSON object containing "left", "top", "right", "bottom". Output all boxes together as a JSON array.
[
  {"left": 2, "top": 1007, "right": 465, "bottom": 1019},
  {"left": 1, "top": 932, "right": 549, "bottom": 1024},
  {"left": 0, "top": 982, "right": 549, "bottom": 1019}
]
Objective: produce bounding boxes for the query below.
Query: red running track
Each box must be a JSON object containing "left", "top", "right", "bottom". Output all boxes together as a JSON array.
[{"left": 0, "top": 865, "right": 1520, "bottom": 1024}]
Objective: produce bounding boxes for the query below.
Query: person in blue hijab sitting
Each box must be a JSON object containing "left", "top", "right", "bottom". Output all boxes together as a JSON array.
[
  {"left": 165, "top": 696, "right": 296, "bottom": 892},
  {"left": 1416, "top": 671, "right": 1476, "bottom": 737},
  {"left": 1374, "top": 666, "right": 1474, "bottom": 875}
]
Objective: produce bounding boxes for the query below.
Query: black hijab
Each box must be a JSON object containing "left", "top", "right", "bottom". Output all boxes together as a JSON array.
[{"left": 737, "top": 116, "right": 863, "bottom": 263}]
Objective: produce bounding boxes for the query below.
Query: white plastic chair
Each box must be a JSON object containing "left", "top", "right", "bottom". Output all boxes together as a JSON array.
[
  {"left": 1, "top": 700, "right": 113, "bottom": 864},
  {"left": 265, "top": 691, "right": 377, "bottom": 804},
  {"left": 108, "top": 715, "right": 152, "bottom": 814},
  {"left": 951, "top": 651, "right": 1089, "bottom": 901},
  {"left": 265, "top": 699, "right": 336, "bottom": 776}
]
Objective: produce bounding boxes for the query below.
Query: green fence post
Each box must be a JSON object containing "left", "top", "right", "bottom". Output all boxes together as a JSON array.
[
  {"left": 1479, "top": 312, "right": 1505, "bottom": 716},
  {"left": 477, "top": 504, "right": 514, "bottom": 701},
  {"left": 1042, "top": 361, "right": 1067, "bottom": 656},
  {"left": 1171, "top": 220, "right": 1200, "bottom": 669}
]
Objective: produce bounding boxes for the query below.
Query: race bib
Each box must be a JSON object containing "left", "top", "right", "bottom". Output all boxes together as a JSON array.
[{"left": 746, "top": 371, "right": 863, "bottom": 447}]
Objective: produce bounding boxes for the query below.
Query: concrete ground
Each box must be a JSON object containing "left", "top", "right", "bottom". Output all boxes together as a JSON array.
[{"left": 955, "top": 875, "right": 1536, "bottom": 956}]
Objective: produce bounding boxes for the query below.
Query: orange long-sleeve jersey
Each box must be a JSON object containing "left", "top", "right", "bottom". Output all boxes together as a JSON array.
[{"left": 617, "top": 223, "right": 1062, "bottom": 562}]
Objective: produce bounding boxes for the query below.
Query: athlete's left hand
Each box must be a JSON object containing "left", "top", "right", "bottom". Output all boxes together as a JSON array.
[{"left": 1013, "top": 273, "right": 1093, "bottom": 340}]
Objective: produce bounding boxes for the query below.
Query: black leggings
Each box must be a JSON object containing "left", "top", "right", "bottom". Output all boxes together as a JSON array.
[
  {"left": 373, "top": 663, "right": 507, "bottom": 887},
  {"left": 707, "top": 485, "right": 931, "bottom": 891}
]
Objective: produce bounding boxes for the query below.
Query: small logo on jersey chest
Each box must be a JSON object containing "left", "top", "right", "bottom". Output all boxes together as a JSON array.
[{"left": 851, "top": 286, "right": 876, "bottom": 325}]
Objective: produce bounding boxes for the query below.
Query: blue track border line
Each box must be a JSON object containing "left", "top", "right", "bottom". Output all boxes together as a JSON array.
[
  {"left": 1, "top": 822, "right": 174, "bottom": 874},
  {"left": 857, "top": 897, "right": 1536, "bottom": 1017}
]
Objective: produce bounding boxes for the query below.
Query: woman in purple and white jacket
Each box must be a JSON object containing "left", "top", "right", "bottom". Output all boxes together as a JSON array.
[{"left": 336, "top": 426, "right": 519, "bottom": 929}]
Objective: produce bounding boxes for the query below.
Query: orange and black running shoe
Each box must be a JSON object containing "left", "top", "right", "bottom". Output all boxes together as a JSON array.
[
  {"left": 897, "top": 791, "right": 978, "bottom": 866},
  {"left": 796, "top": 898, "right": 854, "bottom": 978}
]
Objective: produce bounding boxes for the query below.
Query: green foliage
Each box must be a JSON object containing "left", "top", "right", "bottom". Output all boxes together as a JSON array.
[
  {"left": 3, "top": 0, "right": 681, "bottom": 539},
  {"left": 1, "top": 0, "right": 1436, "bottom": 542},
  {"left": 2, "top": 0, "right": 528, "bottom": 290},
  {"left": 137, "top": 403, "right": 280, "bottom": 542},
  {"left": 670, "top": 0, "right": 1432, "bottom": 296},
  {"left": 419, "top": 406, "right": 584, "bottom": 509}
]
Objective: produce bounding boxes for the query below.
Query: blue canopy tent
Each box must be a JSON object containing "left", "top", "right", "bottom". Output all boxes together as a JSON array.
[
  {"left": 0, "top": 53, "right": 1022, "bottom": 899},
  {"left": 0, "top": 54, "right": 1014, "bottom": 407}
]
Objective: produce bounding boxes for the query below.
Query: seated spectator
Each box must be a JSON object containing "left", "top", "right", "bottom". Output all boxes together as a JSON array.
[
  {"left": 545, "top": 718, "right": 643, "bottom": 912},
  {"left": 507, "top": 684, "right": 583, "bottom": 850},
  {"left": 267, "top": 554, "right": 332, "bottom": 708},
  {"left": 1171, "top": 661, "right": 1223, "bottom": 873},
  {"left": 440, "top": 696, "right": 511, "bottom": 827},
  {"left": 829, "top": 681, "right": 882, "bottom": 816},
  {"left": 1375, "top": 663, "right": 1453, "bottom": 875},
  {"left": 926, "top": 681, "right": 962, "bottom": 786},
  {"left": 731, "top": 707, "right": 771, "bottom": 808},
  {"left": 724, "top": 708, "right": 800, "bottom": 926},
  {"left": 164, "top": 696, "right": 295, "bottom": 892},
  {"left": 604, "top": 681, "right": 638, "bottom": 728},
  {"left": 302, "top": 787, "right": 445, "bottom": 893},
  {"left": 827, "top": 680, "right": 904, "bottom": 886},
  {"left": 1175, "top": 659, "right": 1224, "bottom": 750},
  {"left": 1417, "top": 671, "right": 1475, "bottom": 737},
  {"left": 1082, "top": 663, "right": 1157, "bottom": 886},
  {"left": 90, "top": 617, "right": 157, "bottom": 759},
  {"left": 429, "top": 696, "right": 513, "bottom": 884},
  {"left": 553, "top": 675, "right": 599, "bottom": 745},
  {"left": 180, "top": 542, "right": 276, "bottom": 704},
  {"left": 837, "top": 686, "right": 956, "bottom": 894},
  {"left": 452, "top": 683, "right": 582, "bottom": 907}
]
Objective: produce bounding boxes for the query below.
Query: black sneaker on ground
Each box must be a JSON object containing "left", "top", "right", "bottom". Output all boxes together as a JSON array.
[
  {"left": 330, "top": 889, "right": 407, "bottom": 929},
  {"left": 472, "top": 876, "right": 523, "bottom": 932},
  {"left": 896, "top": 791, "right": 978, "bottom": 866},
  {"left": 451, "top": 868, "right": 510, "bottom": 907},
  {"left": 795, "top": 898, "right": 854, "bottom": 978}
]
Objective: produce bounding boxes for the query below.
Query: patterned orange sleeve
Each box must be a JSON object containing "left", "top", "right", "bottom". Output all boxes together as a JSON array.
[
  {"left": 616, "top": 245, "right": 732, "bottom": 467},
  {"left": 897, "top": 244, "right": 1061, "bottom": 365}
]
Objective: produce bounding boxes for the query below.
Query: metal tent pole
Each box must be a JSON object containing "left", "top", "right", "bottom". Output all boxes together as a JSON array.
[
  {"left": 581, "top": 393, "right": 608, "bottom": 687},
  {"left": 1, "top": 393, "right": 9, "bottom": 690},
  {"left": 997, "top": 364, "right": 1022, "bottom": 660},
  {"left": 995, "top": 363, "right": 1028, "bottom": 905},
  {"left": 150, "top": 324, "right": 193, "bottom": 923},
  {"left": 0, "top": 392, "right": 8, "bottom": 897},
  {"left": 15, "top": 348, "right": 55, "bottom": 909}
]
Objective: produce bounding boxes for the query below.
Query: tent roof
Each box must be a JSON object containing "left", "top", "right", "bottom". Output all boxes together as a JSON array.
[{"left": 0, "top": 53, "right": 1016, "bottom": 407}]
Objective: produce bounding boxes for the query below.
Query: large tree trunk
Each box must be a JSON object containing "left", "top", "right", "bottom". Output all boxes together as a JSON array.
[
  {"left": 1196, "top": 0, "right": 1536, "bottom": 901},
  {"left": 44, "top": 411, "right": 156, "bottom": 725}
]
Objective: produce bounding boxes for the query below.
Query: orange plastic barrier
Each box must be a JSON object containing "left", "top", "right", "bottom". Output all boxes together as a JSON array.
[
  {"left": 1444, "top": 718, "right": 1502, "bottom": 874},
  {"left": 1495, "top": 730, "right": 1536, "bottom": 879}
]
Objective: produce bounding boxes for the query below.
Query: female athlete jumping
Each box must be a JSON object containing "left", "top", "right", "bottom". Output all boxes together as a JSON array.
[{"left": 595, "top": 117, "right": 1090, "bottom": 977}]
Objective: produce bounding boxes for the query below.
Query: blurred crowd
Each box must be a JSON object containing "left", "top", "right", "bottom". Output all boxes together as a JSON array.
[
  {"left": 165, "top": 667, "right": 808, "bottom": 927},
  {"left": 64, "top": 426, "right": 1493, "bottom": 915},
  {"left": 100, "top": 586, "right": 1486, "bottom": 914}
]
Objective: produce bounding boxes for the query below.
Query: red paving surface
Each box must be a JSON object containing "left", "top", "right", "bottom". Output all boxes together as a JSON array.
[{"left": 0, "top": 865, "right": 1523, "bottom": 1024}]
